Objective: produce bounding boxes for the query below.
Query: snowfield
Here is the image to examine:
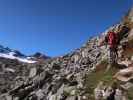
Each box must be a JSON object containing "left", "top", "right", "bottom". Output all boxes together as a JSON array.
[{"left": 0, "top": 52, "right": 36, "bottom": 63}]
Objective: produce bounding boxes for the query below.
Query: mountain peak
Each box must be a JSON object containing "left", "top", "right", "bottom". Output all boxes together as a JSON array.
[
  {"left": 32, "top": 52, "right": 50, "bottom": 59},
  {"left": 0, "top": 44, "right": 36, "bottom": 63}
]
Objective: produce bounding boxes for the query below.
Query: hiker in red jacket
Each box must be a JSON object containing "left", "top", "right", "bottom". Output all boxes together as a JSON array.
[{"left": 105, "top": 29, "right": 118, "bottom": 68}]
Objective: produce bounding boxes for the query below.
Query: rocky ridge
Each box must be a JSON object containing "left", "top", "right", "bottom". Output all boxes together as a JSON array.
[{"left": 0, "top": 7, "right": 133, "bottom": 100}]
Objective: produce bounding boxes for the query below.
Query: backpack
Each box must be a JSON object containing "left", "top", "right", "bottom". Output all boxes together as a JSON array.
[{"left": 106, "top": 32, "right": 118, "bottom": 48}]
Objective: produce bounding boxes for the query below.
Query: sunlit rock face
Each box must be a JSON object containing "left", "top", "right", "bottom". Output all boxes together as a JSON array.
[
  {"left": 128, "top": 7, "right": 133, "bottom": 22},
  {"left": 0, "top": 7, "right": 133, "bottom": 100}
]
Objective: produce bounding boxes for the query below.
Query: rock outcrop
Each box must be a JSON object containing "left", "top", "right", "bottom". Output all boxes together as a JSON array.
[{"left": 0, "top": 7, "right": 133, "bottom": 100}]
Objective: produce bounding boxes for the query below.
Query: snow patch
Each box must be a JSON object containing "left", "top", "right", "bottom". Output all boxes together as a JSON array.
[{"left": 0, "top": 53, "right": 36, "bottom": 63}]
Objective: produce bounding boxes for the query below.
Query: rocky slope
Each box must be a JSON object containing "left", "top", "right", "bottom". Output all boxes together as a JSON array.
[{"left": 0, "top": 8, "right": 133, "bottom": 100}]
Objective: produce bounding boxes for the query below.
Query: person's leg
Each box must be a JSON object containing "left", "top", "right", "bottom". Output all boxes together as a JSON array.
[
  {"left": 107, "top": 47, "right": 111, "bottom": 64},
  {"left": 110, "top": 48, "right": 114, "bottom": 65},
  {"left": 114, "top": 48, "right": 118, "bottom": 64},
  {"left": 106, "top": 47, "right": 112, "bottom": 72},
  {"left": 112, "top": 50, "right": 116, "bottom": 65}
]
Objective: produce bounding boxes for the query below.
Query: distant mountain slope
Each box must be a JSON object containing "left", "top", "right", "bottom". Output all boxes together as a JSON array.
[
  {"left": 0, "top": 45, "right": 50, "bottom": 63},
  {"left": 0, "top": 7, "right": 132, "bottom": 100}
]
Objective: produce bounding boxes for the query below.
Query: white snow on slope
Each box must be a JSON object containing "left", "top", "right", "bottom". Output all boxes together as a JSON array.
[{"left": 0, "top": 52, "right": 36, "bottom": 63}]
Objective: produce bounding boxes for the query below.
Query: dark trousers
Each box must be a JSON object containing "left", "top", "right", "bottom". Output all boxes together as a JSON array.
[{"left": 108, "top": 46, "right": 118, "bottom": 65}]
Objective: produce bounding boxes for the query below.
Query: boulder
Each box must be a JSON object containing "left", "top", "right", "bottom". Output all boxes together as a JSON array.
[
  {"left": 128, "top": 29, "right": 133, "bottom": 38},
  {"left": 121, "top": 82, "right": 133, "bottom": 90},
  {"left": 5, "top": 68, "right": 15, "bottom": 73},
  {"left": 94, "top": 81, "right": 104, "bottom": 100},
  {"left": 35, "top": 89, "right": 44, "bottom": 99},
  {"left": 52, "top": 63, "right": 61, "bottom": 70},
  {"left": 63, "top": 86, "right": 77, "bottom": 95},
  {"left": 115, "top": 89, "right": 123, "bottom": 100},
  {"left": 117, "top": 59, "right": 132, "bottom": 67},
  {"left": 114, "top": 67, "right": 133, "bottom": 82},
  {"left": 29, "top": 67, "right": 37, "bottom": 78},
  {"left": 66, "top": 96, "right": 77, "bottom": 100},
  {"left": 49, "top": 94, "right": 57, "bottom": 100}
]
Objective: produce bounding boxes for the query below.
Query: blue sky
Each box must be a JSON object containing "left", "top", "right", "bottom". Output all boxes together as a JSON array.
[{"left": 0, "top": 0, "right": 132, "bottom": 56}]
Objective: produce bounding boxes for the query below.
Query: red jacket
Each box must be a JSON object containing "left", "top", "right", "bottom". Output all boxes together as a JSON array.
[{"left": 106, "top": 32, "right": 118, "bottom": 48}]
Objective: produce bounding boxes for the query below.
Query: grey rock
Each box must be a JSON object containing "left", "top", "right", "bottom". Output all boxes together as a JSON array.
[
  {"left": 66, "top": 96, "right": 77, "bottom": 100},
  {"left": 121, "top": 82, "right": 133, "bottom": 90},
  {"left": 29, "top": 67, "right": 37, "bottom": 78}
]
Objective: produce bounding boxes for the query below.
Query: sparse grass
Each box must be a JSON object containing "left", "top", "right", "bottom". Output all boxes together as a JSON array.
[
  {"left": 84, "top": 59, "right": 119, "bottom": 99},
  {"left": 127, "top": 87, "right": 133, "bottom": 100},
  {"left": 84, "top": 58, "right": 133, "bottom": 99},
  {"left": 83, "top": 33, "right": 133, "bottom": 99}
]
